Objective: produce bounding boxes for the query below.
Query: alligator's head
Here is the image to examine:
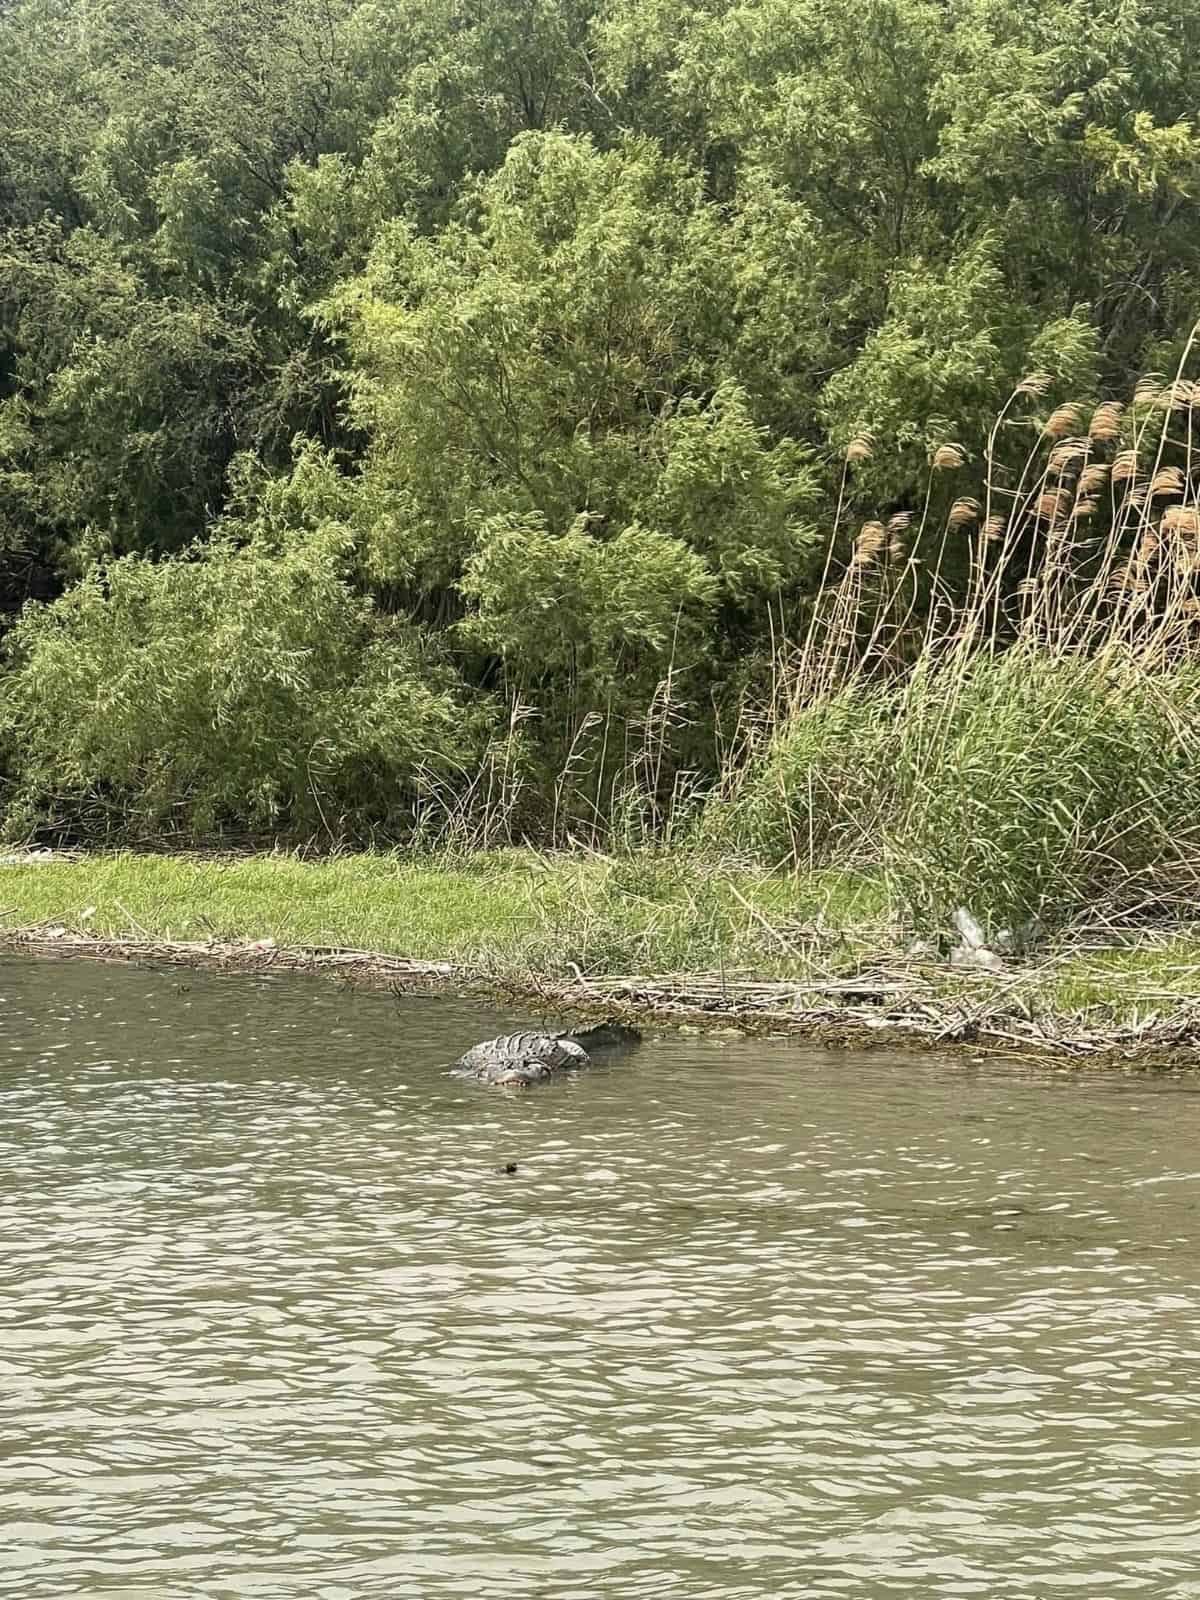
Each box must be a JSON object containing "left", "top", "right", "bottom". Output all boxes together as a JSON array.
[{"left": 475, "top": 1056, "right": 563, "bottom": 1089}]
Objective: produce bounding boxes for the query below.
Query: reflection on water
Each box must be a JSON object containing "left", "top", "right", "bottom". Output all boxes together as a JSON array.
[{"left": 1, "top": 954, "right": 1198, "bottom": 1598}]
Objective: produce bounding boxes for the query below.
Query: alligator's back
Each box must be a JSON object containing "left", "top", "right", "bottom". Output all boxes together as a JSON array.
[{"left": 452, "top": 1022, "right": 641, "bottom": 1087}]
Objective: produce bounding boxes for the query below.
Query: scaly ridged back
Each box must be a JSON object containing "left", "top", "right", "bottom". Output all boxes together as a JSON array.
[{"left": 453, "top": 1030, "right": 589, "bottom": 1085}]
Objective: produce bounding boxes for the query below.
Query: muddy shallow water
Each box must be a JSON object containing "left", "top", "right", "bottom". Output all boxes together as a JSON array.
[{"left": 1, "top": 954, "right": 1198, "bottom": 1598}]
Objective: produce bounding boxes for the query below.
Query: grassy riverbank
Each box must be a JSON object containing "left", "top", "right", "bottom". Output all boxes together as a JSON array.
[
  {"left": 0, "top": 848, "right": 882, "bottom": 975},
  {"left": 5, "top": 849, "right": 1200, "bottom": 1059}
]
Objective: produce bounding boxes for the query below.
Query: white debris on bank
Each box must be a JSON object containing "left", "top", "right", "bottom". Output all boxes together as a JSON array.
[
  {"left": 949, "top": 905, "right": 1005, "bottom": 972},
  {"left": 0, "top": 848, "right": 67, "bottom": 867}
]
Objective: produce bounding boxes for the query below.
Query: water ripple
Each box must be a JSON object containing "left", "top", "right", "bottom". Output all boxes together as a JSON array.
[{"left": 1, "top": 955, "right": 1198, "bottom": 1596}]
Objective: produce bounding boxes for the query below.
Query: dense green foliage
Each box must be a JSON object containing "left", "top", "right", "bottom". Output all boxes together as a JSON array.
[
  {"left": 0, "top": 522, "right": 472, "bottom": 838},
  {"left": 708, "top": 650, "right": 1200, "bottom": 937},
  {"left": 5, "top": 0, "right": 1200, "bottom": 936}
]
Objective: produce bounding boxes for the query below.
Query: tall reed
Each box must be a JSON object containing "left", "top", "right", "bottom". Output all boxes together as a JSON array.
[{"left": 719, "top": 325, "right": 1200, "bottom": 938}]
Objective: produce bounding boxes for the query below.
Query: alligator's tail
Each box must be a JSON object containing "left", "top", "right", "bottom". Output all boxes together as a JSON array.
[{"left": 561, "top": 1022, "right": 642, "bottom": 1053}]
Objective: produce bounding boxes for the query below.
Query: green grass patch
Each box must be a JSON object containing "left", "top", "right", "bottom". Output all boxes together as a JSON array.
[
  {"left": 1022, "top": 934, "right": 1200, "bottom": 1022},
  {"left": 0, "top": 849, "right": 887, "bottom": 981}
]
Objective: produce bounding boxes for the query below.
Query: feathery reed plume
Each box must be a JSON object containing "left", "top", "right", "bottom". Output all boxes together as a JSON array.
[
  {"left": 845, "top": 433, "right": 875, "bottom": 464},
  {"left": 1016, "top": 371, "right": 1053, "bottom": 396},
  {"left": 1164, "top": 379, "right": 1200, "bottom": 410},
  {"left": 1079, "top": 462, "right": 1110, "bottom": 494},
  {"left": 982, "top": 514, "right": 1005, "bottom": 541},
  {"left": 948, "top": 497, "right": 981, "bottom": 529},
  {"left": 932, "top": 443, "right": 965, "bottom": 470},
  {"left": 1088, "top": 400, "right": 1125, "bottom": 441},
  {"left": 1111, "top": 449, "right": 1139, "bottom": 483},
  {"left": 880, "top": 513, "right": 913, "bottom": 564},
  {"left": 1163, "top": 505, "right": 1200, "bottom": 536},
  {"left": 1035, "top": 489, "right": 1068, "bottom": 520},
  {"left": 851, "top": 521, "right": 886, "bottom": 566},
  {"left": 1048, "top": 438, "right": 1089, "bottom": 472},
  {"left": 1133, "top": 375, "right": 1163, "bottom": 408},
  {"left": 1043, "top": 403, "right": 1084, "bottom": 439},
  {"left": 1070, "top": 498, "right": 1099, "bottom": 519},
  {"left": 1108, "top": 562, "right": 1136, "bottom": 594},
  {"left": 1150, "top": 466, "right": 1186, "bottom": 497}
]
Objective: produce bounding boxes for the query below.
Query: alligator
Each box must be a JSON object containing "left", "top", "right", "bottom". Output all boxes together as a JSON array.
[{"left": 452, "top": 1022, "right": 642, "bottom": 1087}]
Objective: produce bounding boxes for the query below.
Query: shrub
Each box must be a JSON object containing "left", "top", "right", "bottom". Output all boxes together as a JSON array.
[
  {"left": 0, "top": 530, "right": 474, "bottom": 841},
  {"left": 695, "top": 689, "right": 896, "bottom": 867},
  {"left": 884, "top": 648, "right": 1200, "bottom": 938},
  {"left": 700, "top": 646, "right": 1200, "bottom": 944}
]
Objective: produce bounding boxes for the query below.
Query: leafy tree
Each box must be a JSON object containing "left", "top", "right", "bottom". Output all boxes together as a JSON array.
[
  {"left": 4, "top": 0, "right": 1200, "bottom": 840},
  {"left": 330, "top": 132, "right": 824, "bottom": 629}
]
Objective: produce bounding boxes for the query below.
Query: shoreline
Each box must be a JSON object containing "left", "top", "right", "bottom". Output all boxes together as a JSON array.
[
  {"left": 6, "top": 920, "right": 1200, "bottom": 1067},
  {"left": 4, "top": 847, "right": 1200, "bottom": 1066}
]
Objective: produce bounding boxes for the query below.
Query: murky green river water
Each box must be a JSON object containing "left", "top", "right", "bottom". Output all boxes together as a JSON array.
[{"left": 1, "top": 954, "right": 1198, "bottom": 1598}]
